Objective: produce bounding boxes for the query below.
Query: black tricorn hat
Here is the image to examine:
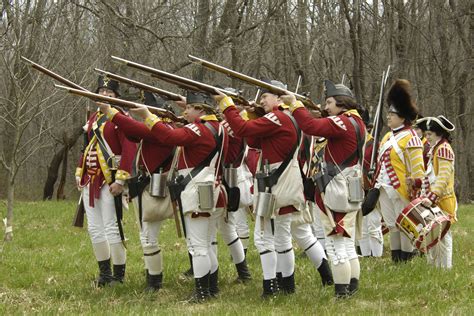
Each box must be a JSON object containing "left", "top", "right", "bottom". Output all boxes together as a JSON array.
[
  {"left": 96, "top": 75, "right": 120, "bottom": 96},
  {"left": 386, "top": 79, "right": 418, "bottom": 121},
  {"left": 260, "top": 78, "right": 287, "bottom": 95},
  {"left": 186, "top": 90, "right": 215, "bottom": 108},
  {"left": 324, "top": 80, "right": 354, "bottom": 99},
  {"left": 141, "top": 90, "right": 175, "bottom": 115},
  {"left": 416, "top": 115, "right": 455, "bottom": 133}
]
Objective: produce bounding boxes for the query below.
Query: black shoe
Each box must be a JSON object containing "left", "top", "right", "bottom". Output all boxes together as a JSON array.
[
  {"left": 145, "top": 270, "right": 163, "bottom": 293},
  {"left": 96, "top": 259, "right": 114, "bottom": 287},
  {"left": 391, "top": 250, "right": 402, "bottom": 263},
  {"left": 335, "top": 283, "right": 350, "bottom": 299},
  {"left": 280, "top": 273, "right": 296, "bottom": 295},
  {"left": 187, "top": 273, "right": 211, "bottom": 303},
  {"left": 112, "top": 264, "right": 126, "bottom": 284},
  {"left": 235, "top": 259, "right": 252, "bottom": 282},
  {"left": 209, "top": 269, "right": 219, "bottom": 297},
  {"left": 349, "top": 278, "right": 359, "bottom": 295},
  {"left": 317, "top": 258, "right": 334, "bottom": 286},
  {"left": 261, "top": 278, "right": 277, "bottom": 299}
]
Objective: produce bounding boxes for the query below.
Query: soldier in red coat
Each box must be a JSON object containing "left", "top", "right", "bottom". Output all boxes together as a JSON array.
[
  {"left": 215, "top": 80, "right": 305, "bottom": 298},
  {"left": 75, "top": 76, "right": 136, "bottom": 287},
  {"left": 130, "top": 91, "right": 228, "bottom": 302},
  {"left": 287, "top": 80, "right": 366, "bottom": 298},
  {"left": 98, "top": 91, "right": 176, "bottom": 292}
]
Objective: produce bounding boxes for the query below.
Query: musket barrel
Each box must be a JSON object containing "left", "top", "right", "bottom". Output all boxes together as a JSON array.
[
  {"left": 188, "top": 54, "right": 316, "bottom": 108},
  {"left": 21, "top": 56, "right": 87, "bottom": 91},
  {"left": 94, "top": 68, "right": 183, "bottom": 101},
  {"left": 54, "top": 84, "right": 184, "bottom": 123},
  {"left": 111, "top": 56, "right": 239, "bottom": 98}
]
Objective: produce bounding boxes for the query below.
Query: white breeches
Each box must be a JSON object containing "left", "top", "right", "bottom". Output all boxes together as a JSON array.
[
  {"left": 83, "top": 184, "right": 122, "bottom": 245},
  {"left": 358, "top": 209, "right": 384, "bottom": 257},
  {"left": 254, "top": 213, "right": 293, "bottom": 253}
]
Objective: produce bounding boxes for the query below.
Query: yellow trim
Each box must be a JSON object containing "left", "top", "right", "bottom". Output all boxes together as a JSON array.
[
  {"left": 200, "top": 114, "right": 218, "bottom": 121},
  {"left": 279, "top": 103, "right": 290, "bottom": 109},
  {"left": 115, "top": 169, "right": 131, "bottom": 181},
  {"left": 219, "top": 96, "right": 235, "bottom": 112},
  {"left": 106, "top": 108, "right": 119, "bottom": 121},
  {"left": 344, "top": 109, "right": 361, "bottom": 118},
  {"left": 75, "top": 167, "right": 83, "bottom": 177},
  {"left": 145, "top": 114, "right": 161, "bottom": 129},
  {"left": 240, "top": 110, "right": 249, "bottom": 121},
  {"left": 289, "top": 100, "right": 304, "bottom": 113}
]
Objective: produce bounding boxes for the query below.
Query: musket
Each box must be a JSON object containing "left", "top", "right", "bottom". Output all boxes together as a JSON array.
[
  {"left": 94, "top": 68, "right": 184, "bottom": 102},
  {"left": 188, "top": 55, "right": 319, "bottom": 110},
  {"left": 369, "top": 66, "right": 391, "bottom": 177},
  {"left": 54, "top": 84, "right": 186, "bottom": 124},
  {"left": 21, "top": 56, "right": 88, "bottom": 91},
  {"left": 111, "top": 56, "right": 251, "bottom": 107}
]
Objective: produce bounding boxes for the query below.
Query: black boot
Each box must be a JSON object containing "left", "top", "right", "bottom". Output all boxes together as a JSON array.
[
  {"left": 145, "top": 270, "right": 163, "bottom": 293},
  {"left": 349, "top": 278, "right": 359, "bottom": 296},
  {"left": 235, "top": 259, "right": 252, "bottom": 282},
  {"left": 280, "top": 273, "right": 296, "bottom": 294},
  {"left": 96, "top": 259, "right": 114, "bottom": 287},
  {"left": 209, "top": 269, "right": 219, "bottom": 297},
  {"left": 334, "top": 283, "right": 350, "bottom": 298},
  {"left": 401, "top": 251, "right": 415, "bottom": 262},
  {"left": 317, "top": 258, "right": 334, "bottom": 286},
  {"left": 261, "top": 279, "right": 277, "bottom": 298},
  {"left": 182, "top": 252, "right": 194, "bottom": 278},
  {"left": 391, "top": 250, "right": 402, "bottom": 263},
  {"left": 275, "top": 272, "right": 283, "bottom": 293},
  {"left": 112, "top": 264, "right": 126, "bottom": 284},
  {"left": 187, "top": 273, "right": 211, "bottom": 303}
]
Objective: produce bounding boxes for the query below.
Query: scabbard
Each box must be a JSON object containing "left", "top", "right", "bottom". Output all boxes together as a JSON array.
[{"left": 111, "top": 171, "right": 126, "bottom": 247}]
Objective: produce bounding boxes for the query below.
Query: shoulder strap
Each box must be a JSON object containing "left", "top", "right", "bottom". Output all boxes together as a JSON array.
[
  {"left": 267, "top": 112, "right": 302, "bottom": 187},
  {"left": 180, "top": 122, "right": 223, "bottom": 188}
]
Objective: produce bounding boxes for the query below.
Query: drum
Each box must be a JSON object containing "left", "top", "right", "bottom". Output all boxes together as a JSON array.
[{"left": 396, "top": 198, "right": 451, "bottom": 252}]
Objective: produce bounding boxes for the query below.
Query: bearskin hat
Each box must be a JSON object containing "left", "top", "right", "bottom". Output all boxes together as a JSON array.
[{"left": 386, "top": 79, "right": 418, "bottom": 121}]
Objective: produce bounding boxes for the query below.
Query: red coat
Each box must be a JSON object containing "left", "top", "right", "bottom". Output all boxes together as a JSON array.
[
  {"left": 147, "top": 115, "right": 229, "bottom": 209},
  {"left": 76, "top": 111, "right": 136, "bottom": 206},
  {"left": 223, "top": 106, "right": 298, "bottom": 214},
  {"left": 112, "top": 113, "right": 175, "bottom": 173},
  {"left": 293, "top": 108, "right": 366, "bottom": 235},
  {"left": 221, "top": 120, "right": 245, "bottom": 167}
]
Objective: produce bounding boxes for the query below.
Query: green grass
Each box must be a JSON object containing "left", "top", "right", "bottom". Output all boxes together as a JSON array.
[{"left": 0, "top": 201, "right": 473, "bottom": 315}]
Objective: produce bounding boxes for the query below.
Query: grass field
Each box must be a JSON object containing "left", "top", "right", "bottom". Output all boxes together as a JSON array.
[{"left": 0, "top": 201, "right": 473, "bottom": 315}]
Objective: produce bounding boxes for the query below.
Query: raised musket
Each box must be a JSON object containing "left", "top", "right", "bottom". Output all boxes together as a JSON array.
[
  {"left": 110, "top": 56, "right": 251, "bottom": 107},
  {"left": 188, "top": 54, "right": 319, "bottom": 110},
  {"left": 54, "top": 84, "right": 186, "bottom": 124},
  {"left": 94, "top": 68, "right": 184, "bottom": 102},
  {"left": 21, "top": 56, "right": 88, "bottom": 91}
]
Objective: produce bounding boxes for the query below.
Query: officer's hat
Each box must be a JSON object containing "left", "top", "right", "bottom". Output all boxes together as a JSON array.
[
  {"left": 386, "top": 79, "right": 418, "bottom": 121},
  {"left": 324, "top": 80, "right": 354, "bottom": 99},
  {"left": 416, "top": 115, "right": 455, "bottom": 133},
  {"left": 96, "top": 75, "right": 120, "bottom": 97}
]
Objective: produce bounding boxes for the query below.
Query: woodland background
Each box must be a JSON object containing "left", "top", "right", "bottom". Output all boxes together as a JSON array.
[{"left": 0, "top": 0, "right": 472, "bottom": 239}]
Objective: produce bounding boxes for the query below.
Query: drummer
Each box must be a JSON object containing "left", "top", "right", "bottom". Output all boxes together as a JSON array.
[
  {"left": 373, "top": 79, "right": 425, "bottom": 263},
  {"left": 416, "top": 115, "right": 457, "bottom": 269}
]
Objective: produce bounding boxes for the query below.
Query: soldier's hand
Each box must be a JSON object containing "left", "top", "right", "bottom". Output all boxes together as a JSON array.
[
  {"left": 130, "top": 103, "right": 152, "bottom": 120},
  {"left": 175, "top": 96, "right": 187, "bottom": 109},
  {"left": 406, "top": 177, "right": 414, "bottom": 188},
  {"left": 97, "top": 102, "right": 112, "bottom": 114},
  {"left": 213, "top": 89, "right": 227, "bottom": 103},
  {"left": 280, "top": 92, "right": 297, "bottom": 105},
  {"left": 109, "top": 182, "right": 123, "bottom": 196},
  {"left": 76, "top": 176, "right": 82, "bottom": 191}
]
